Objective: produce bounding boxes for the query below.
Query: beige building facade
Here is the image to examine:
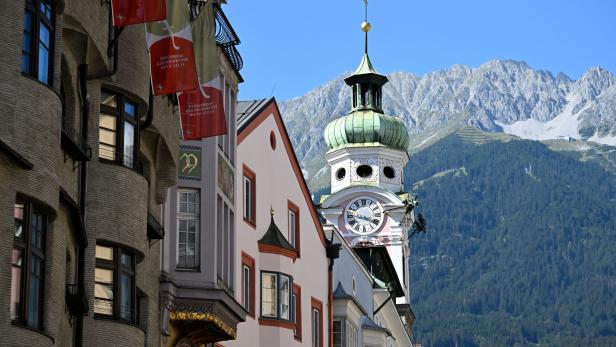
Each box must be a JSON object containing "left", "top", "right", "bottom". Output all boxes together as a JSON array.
[
  {"left": 221, "top": 98, "right": 331, "bottom": 347},
  {"left": 1, "top": 0, "right": 178, "bottom": 345}
]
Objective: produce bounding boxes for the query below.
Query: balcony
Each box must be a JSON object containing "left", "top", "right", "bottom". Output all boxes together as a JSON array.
[
  {"left": 61, "top": 121, "right": 92, "bottom": 161},
  {"left": 66, "top": 284, "right": 89, "bottom": 317},
  {"left": 214, "top": 4, "right": 243, "bottom": 74},
  {"left": 147, "top": 211, "right": 165, "bottom": 240}
]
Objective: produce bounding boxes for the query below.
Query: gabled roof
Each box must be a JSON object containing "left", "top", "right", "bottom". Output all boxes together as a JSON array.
[
  {"left": 353, "top": 246, "right": 404, "bottom": 297},
  {"left": 333, "top": 282, "right": 368, "bottom": 316},
  {"left": 258, "top": 215, "right": 295, "bottom": 252},
  {"left": 237, "top": 98, "right": 271, "bottom": 132},
  {"left": 237, "top": 98, "right": 328, "bottom": 248}
]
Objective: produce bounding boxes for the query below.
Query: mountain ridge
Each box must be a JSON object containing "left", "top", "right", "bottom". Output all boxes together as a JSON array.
[{"left": 279, "top": 60, "right": 616, "bottom": 180}]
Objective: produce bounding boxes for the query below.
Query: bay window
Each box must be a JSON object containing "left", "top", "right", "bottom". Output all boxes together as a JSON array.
[
  {"left": 99, "top": 89, "right": 139, "bottom": 169},
  {"left": 94, "top": 244, "right": 136, "bottom": 323},
  {"left": 22, "top": 0, "right": 54, "bottom": 85},
  {"left": 261, "top": 271, "right": 293, "bottom": 321},
  {"left": 11, "top": 199, "right": 46, "bottom": 330}
]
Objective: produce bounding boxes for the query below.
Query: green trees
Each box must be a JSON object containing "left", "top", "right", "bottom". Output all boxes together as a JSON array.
[{"left": 405, "top": 134, "right": 616, "bottom": 347}]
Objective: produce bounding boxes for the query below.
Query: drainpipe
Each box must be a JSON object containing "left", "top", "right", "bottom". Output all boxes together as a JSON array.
[
  {"left": 140, "top": 87, "right": 154, "bottom": 130},
  {"left": 87, "top": 9, "right": 122, "bottom": 80},
  {"left": 325, "top": 240, "right": 341, "bottom": 347},
  {"left": 76, "top": 63, "right": 89, "bottom": 347}
]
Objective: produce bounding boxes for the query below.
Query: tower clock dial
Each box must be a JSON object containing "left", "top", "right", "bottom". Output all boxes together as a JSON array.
[{"left": 345, "top": 197, "right": 384, "bottom": 235}]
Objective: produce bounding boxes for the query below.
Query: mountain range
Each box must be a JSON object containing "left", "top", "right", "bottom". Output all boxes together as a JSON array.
[{"left": 279, "top": 60, "right": 616, "bottom": 179}]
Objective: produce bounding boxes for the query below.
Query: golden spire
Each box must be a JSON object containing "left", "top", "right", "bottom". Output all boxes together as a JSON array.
[{"left": 361, "top": 0, "right": 371, "bottom": 54}]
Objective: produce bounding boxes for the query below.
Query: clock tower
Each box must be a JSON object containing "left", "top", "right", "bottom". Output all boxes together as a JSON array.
[{"left": 319, "top": 14, "right": 414, "bottom": 306}]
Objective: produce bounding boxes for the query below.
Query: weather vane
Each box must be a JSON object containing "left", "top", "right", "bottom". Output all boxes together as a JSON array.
[{"left": 361, "top": 0, "right": 371, "bottom": 54}]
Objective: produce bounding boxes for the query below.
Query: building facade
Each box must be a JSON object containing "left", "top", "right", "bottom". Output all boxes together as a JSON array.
[
  {"left": 1, "top": 0, "right": 179, "bottom": 346},
  {"left": 160, "top": 1, "right": 246, "bottom": 346},
  {"left": 222, "top": 98, "right": 331, "bottom": 347}
]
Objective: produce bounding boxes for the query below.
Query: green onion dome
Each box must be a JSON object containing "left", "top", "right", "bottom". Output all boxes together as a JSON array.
[{"left": 324, "top": 109, "right": 409, "bottom": 151}]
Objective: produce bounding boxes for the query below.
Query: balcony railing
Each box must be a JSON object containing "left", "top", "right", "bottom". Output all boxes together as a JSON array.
[
  {"left": 61, "top": 120, "right": 92, "bottom": 161},
  {"left": 187, "top": 1, "right": 243, "bottom": 74},
  {"left": 66, "top": 284, "right": 89, "bottom": 317}
]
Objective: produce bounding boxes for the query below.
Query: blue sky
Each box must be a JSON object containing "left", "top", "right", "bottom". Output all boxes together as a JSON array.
[{"left": 224, "top": 0, "right": 616, "bottom": 101}]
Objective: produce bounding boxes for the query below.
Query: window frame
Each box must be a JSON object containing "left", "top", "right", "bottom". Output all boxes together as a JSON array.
[
  {"left": 287, "top": 200, "right": 300, "bottom": 255},
  {"left": 242, "top": 165, "right": 256, "bottom": 227},
  {"left": 94, "top": 243, "right": 137, "bottom": 324},
  {"left": 260, "top": 271, "right": 293, "bottom": 322},
  {"left": 241, "top": 252, "right": 256, "bottom": 318},
  {"left": 311, "top": 297, "right": 323, "bottom": 347},
  {"left": 176, "top": 189, "right": 200, "bottom": 270},
  {"left": 293, "top": 283, "right": 302, "bottom": 341},
  {"left": 22, "top": 0, "right": 55, "bottom": 86},
  {"left": 11, "top": 198, "right": 47, "bottom": 331},
  {"left": 99, "top": 89, "right": 140, "bottom": 170}
]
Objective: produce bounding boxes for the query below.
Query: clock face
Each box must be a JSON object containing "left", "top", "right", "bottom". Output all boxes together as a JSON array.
[{"left": 345, "top": 197, "right": 384, "bottom": 235}]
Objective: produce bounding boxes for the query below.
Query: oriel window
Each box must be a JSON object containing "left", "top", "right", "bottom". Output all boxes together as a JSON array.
[
  {"left": 99, "top": 89, "right": 140, "bottom": 169},
  {"left": 22, "top": 0, "right": 54, "bottom": 85},
  {"left": 11, "top": 198, "right": 47, "bottom": 330}
]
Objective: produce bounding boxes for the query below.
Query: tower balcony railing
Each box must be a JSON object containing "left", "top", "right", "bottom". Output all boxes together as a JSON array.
[{"left": 61, "top": 120, "right": 92, "bottom": 161}]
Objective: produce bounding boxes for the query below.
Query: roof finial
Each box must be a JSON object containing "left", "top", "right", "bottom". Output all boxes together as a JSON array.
[
  {"left": 270, "top": 206, "right": 275, "bottom": 216},
  {"left": 361, "top": 0, "right": 371, "bottom": 55}
]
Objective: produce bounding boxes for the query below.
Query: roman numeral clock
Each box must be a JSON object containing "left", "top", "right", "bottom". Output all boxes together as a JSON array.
[{"left": 345, "top": 197, "right": 384, "bottom": 235}]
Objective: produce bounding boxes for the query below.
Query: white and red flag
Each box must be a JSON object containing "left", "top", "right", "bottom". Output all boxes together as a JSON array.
[
  {"left": 178, "top": 1, "right": 227, "bottom": 139},
  {"left": 111, "top": 0, "right": 166, "bottom": 27},
  {"left": 146, "top": 0, "right": 199, "bottom": 96}
]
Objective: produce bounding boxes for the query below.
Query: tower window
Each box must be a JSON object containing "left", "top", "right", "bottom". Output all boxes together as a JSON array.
[
  {"left": 360, "top": 83, "right": 369, "bottom": 106},
  {"left": 356, "top": 165, "right": 373, "bottom": 178},
  {"left": 383, "top": 166, "right": 396, "bottom": 179},
  {"left": 335, "top": 168, "right": 346, "bottom": 180}
]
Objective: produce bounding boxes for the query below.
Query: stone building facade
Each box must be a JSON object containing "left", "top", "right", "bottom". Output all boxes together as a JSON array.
[{"left": 0, "top": 0, "right": 178, "bottom": 346}]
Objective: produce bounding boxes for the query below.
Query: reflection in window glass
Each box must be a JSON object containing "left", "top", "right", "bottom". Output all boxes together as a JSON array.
[
  {"left": 262, "top": 273, "right": 277, "bottom": 317},
  {"left": 123, "top": 122, "right": 134, "bottom": 167},
  {"left": 280, "top": 275, "right": 290, "bottom": 320}
]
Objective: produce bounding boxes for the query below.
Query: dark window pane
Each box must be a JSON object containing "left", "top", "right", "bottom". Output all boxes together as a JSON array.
[
  {"left": 27, "top": 255, "right": 43, "bottom": 328},
  {"left": 120, "top": 252, "right": 133, "bottom": 268},
  {"left": 31, "top": 212, "right": 44, "bottom": 250},
  {"left": 101, "top": 91, "right": 117, "bottom": 108},
  {"left": 120, "top": 273, "right": 133, "bottom": 321},
  {"left": 40, "top": 0, "right": 52, "bottom": 21}
]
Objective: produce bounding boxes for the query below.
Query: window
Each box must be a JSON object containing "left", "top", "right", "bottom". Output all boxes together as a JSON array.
[
  {"left": 288, "top": 201, "right": 300, "bottom": 251},
  {"left": 11, "top": 199, "right": 46, "bottom": 330},
  {"left": 22, "top": 0, "right": 54, "bottom": 85},
  {"left": 177, "top": 189, "right": 200, "bottom": 269},
  {"left": 293, "top": 284, "right": 302, "bottom": 341},
  {"left": 242, "top": 165, "right": 256, "bottom": 226},
  {"left": 346, "top": 320, "right": 358, "bottom": 347},
  {"left": 99, "top": 89, "right": 139, "bottom": 169},
  {"left": 94, "top": 244, "right": 136, "bottom": 323},
  {"left": 333, "top": 319, "right": 342, "bottom": 347},
  {"left": 241, "top": 252, "right": 255, "bottom": 317},
  {"left": 311, "top": 298, "right": 323, "bottom": 347},
  {"left": 261, "top": 271, "right": 293, "bottom": 321}
]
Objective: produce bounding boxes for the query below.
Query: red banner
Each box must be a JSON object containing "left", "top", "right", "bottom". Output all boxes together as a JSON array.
[
  {"left": 179, "top": 84, "right": 227, "bottom": 140},
  {"left": 111, "top": 0, "right": 166, "bottom": 27},
  {"left": 177, "top": 1, "right": 227, "bottom": 139},
  {"left": 148, "top": 36, "right": 198, "bottom": 95}
]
